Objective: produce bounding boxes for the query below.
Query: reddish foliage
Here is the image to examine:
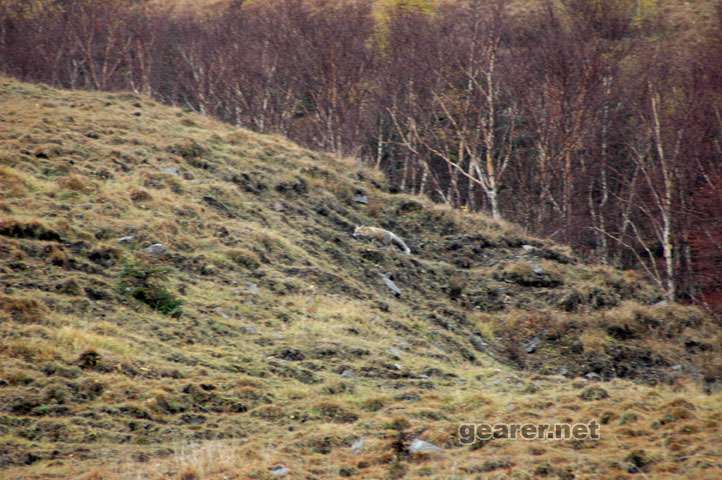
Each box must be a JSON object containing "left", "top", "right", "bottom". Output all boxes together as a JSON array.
[{"left": 690, "top": 174, "right": 722, "bottom": 311}]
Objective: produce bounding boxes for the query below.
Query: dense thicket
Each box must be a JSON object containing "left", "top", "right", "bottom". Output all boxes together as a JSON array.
[{"left": 1, "top": 0, "right": 720, "bottom": 309}]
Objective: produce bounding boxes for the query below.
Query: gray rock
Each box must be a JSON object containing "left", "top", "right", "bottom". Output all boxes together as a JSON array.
[
  {"left": 523, "top": 336, "right": 541, "bottom": 353},
  {"left": 585, "top": 372, "right": 602, "bottom": 381},
  {"left": 470, "top": 335, "right": 488, "bottom": 352},
  {"left": 245, "top": 283, "right": 260, "bottom": 295},
  {"left": 532, "top": 265, "right": 545, "bottom": 275},
  {"left": 341, "top": 369, "right": 355, "bottom": 378},
  {"left": 409, "top": 439, "right": 443, "bottom": 454},
  {"left": 118, "top": 235, "right": 135, "bottom": 243},
  {"left": 387, "top": 347, "right": 403, "bottom": 359},
  {"left": 270, "top": 465, "right": 289, "bottom": 476},
  {"left": 522, "top": 244, "right": 536, "bottom": 253},
  {"left": 160, "top": 167, "right": 179, "bottom": 176},
  {"left": 351, "top": 438, "right": 365, "bottom": 455},
  {"left": 354, "top": 193, "right": 369, "bottom": 205},
  {"left": 144, "top": 243, "right": 166, "bottom": 256},
  {"left": 240, "top": 325, "right": 258, "bottom": 335},
  {"left": 381, "top": 273, "right": 401, "bottom": 297}
]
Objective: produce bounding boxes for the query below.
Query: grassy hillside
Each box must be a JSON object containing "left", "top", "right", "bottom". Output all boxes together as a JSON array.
[{"left": 0, "top": 78, "right": 721, "bottom": 479}]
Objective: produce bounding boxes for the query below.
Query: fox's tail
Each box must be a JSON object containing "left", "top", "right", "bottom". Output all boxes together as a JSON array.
[{"left": 392, "top": 236, "right": 411, "bottom": 255}]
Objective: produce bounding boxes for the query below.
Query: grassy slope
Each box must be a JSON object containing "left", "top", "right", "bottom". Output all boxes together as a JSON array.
[{"left": 0, "top": 78, "right": 720, "bottom": 479}]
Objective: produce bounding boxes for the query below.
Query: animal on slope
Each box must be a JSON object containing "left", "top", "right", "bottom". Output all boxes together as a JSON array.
[{"left": 353, "top": 225, "right": 411, "bottom": 255}]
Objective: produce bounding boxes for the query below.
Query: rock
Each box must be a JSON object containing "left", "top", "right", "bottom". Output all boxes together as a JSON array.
[
  {"left": 585, "top": 372, "right": 602, "bottom": 381},
  {"left": 523, "top": 336, "right": 541, "bottom": 354},
  {"left": 381, "top": 273, "right": 401, "bottom": 297},
  {"left": 270, "top": 465, "right": 289, "bottom": 477},
  {"left": 470, "top": 335, "right": 488, "bottom": 352},
  {"left": 245, "top": 283, "right": 260, "bottom": 295},
  {"left": 160, "top": 167, "right": 179, "bottom": 176},
  {"left": 118, "top": 235, "right": 135, "bottom": 243},
  {"left": 387, "top": 347, "right": 403, "bottom": 359},
  {"left": 409, "top": 439, "right": 443, "bottom": 454},
  {"left": 353, "top": 191, "right": 369, "bottom": 205},
  {"left": 351, "top": 438, "right": 365, "bottom": 455},
  {"left": 144, "top": 243, "right": 166, "bottom": 256},
  {"left": 341, "top": 369, "right": 355, "bottom": 378},
  {"left": 522, "top": 244, "right": 536, "bottom": 253},
  {"left": 532, "top": 265, "right": 545, "bottom": 275}
]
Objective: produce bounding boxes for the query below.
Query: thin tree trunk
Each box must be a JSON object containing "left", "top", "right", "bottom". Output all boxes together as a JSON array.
[{"left": 651, "top": 91, "right": 676, "bottom": 301}]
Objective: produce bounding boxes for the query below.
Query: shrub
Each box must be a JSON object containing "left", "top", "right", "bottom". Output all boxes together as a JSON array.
[{"left": 118, "top": 259, "right": 183, "bottom": 317}]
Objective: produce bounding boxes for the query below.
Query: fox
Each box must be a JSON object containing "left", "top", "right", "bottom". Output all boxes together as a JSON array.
[{"left": 353, "top": 226, "right": 411, "bottom": 255}]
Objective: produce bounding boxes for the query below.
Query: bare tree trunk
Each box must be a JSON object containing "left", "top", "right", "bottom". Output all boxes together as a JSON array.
[
  {"left": 597, "top": 76, "right": 611, "bottom": 262},
  {"left": 375, "top": 117, "right": 384, "bottom": 169},
  {"left": 650, "top": 91, "right": 676, "bottom": 301},
  {"left": 419, "top": 158, "right": 429, "bottom": 195}
]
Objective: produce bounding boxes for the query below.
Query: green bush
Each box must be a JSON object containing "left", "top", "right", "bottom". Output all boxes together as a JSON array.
[{"left": 118, "top": 260, "right": 183, "bottom": 317}]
